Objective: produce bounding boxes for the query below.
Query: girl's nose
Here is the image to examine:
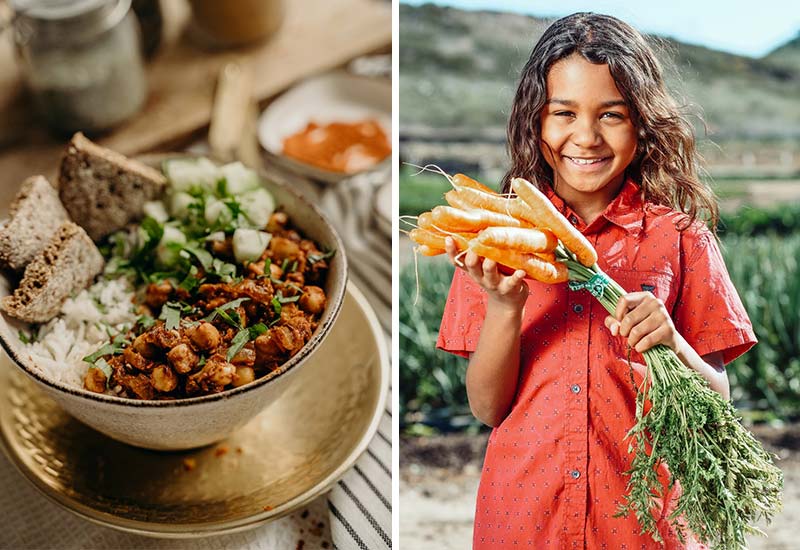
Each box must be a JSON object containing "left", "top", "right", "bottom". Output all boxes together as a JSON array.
[{"left": 570, "top": 117, "right": 603, "bottom": 148}]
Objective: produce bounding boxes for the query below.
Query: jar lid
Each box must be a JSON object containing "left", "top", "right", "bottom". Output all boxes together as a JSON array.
[
  {"left": 10, "top": 0, "right": 131, "bottom": 44},
  {"left": 11, "top": 0, "right": 107, "bottom": 20}
]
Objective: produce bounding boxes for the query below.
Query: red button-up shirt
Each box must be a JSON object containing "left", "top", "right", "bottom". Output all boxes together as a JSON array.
[{"left": 436, "top": 179, "right": 757, "bottom": 549}]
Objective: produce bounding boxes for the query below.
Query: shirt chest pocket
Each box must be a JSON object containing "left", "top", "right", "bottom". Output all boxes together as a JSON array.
[
  {"left": 603, "top": 268, "right": 677, "bottom": 316},
  {"left": 600, "top": 268, "right": 677, "bottom": 360}
]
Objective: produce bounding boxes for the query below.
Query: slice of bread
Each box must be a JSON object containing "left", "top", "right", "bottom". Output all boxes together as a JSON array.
[
  {"left": 0, "top": 175, "right": 70, "bottom": 272},
  {"left": 59, "top": 132, "right": 167, "bottom": 242},
  {"left": 1, "top": 222, "right": 104, "bottom": 323}
]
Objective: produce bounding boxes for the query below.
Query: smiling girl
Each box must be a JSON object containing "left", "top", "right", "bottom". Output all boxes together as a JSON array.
[{"left": 437, "top": 12, "right": 756, "bottom": 549}]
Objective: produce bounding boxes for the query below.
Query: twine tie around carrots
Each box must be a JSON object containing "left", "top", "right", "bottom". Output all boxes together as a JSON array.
[{"left": 568, "top": 272, "right": 611, "bottom": 298}]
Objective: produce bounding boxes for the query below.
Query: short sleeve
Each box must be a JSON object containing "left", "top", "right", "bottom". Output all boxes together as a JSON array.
[
  {"left": 436, "top": 268, "right": 487, "bottom": 358},
  {"left": 672, "top": 229, "right": 757, "bottom": 364}
]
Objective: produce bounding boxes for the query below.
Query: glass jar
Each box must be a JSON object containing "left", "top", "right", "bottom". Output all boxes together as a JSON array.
[
  {"left": 187, "top": 0, "right": 284, "bottom": 49},
  {"left": 10, "top": 0, "right": 147, "bottom": 134}
]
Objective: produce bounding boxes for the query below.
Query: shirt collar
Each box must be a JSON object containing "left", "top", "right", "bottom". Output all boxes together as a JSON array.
[{"left": 544, "top": 178, "right": 644, "bottom": 237}]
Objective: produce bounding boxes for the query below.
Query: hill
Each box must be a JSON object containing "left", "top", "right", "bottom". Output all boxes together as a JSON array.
[{"left": 399, "top": 3, "right": 800, "bottom": 140}]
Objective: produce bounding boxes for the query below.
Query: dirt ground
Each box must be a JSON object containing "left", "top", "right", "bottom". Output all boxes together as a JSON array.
[{"left": 400, "top": 425, "right": 800, "bottom": 549}]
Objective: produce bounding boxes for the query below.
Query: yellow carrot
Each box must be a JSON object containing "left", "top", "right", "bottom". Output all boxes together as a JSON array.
[
  {"left": 469, "top": 241, "right": 568, "bottom": 284},
  {"left": 511, "top": 177, "right": 598, "bottom": 267}
]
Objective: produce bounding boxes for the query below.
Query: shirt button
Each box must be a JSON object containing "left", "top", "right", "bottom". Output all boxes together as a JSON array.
[
  {"left": 573, "top": 304, "right": 584, "bottom": 313},
  {"left": 571, "top": 384, "right": 581, "bottom": 394},
  {"left": 568, "top": 214, "right": 579, "bottom": 225},
  {"left": 571, "top": 470, "right": 581, "bottom": 479}
]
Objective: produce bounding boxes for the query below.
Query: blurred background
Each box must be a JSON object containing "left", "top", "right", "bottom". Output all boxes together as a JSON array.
[{"left": 398, "top": 1, "right": 800, "bottom": 548}]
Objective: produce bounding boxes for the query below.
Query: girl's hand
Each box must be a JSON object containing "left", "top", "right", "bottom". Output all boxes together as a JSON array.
[
  {"left": 445, "top": 237, "right": 528, "bottom": 311},
  {"left": 604, "top": 291, "right": 680, "bottom": 353}
]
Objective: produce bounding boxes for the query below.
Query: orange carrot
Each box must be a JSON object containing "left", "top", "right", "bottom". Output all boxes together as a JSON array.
[
  {"left": 449, "top": 186, "right": 537, "bottom": 222},
  {"left": 452, "top": 173, "right": 496, "bottom": 194},
  {"left": 469, "top": 241, "right": 568, "bottom": 284},
  {"left": 430, "top": 205, "right": 533, "bottom": 233},
  {"left": 409, "top": 228, "right": 474, "bottom": 251},
  {"left": 417, "top": 211, "right": 435, "bottom": 230},
  {"left": 418, "top": 245, "right": 445, "bottom": 257},
  {"left": 475, "top": 227, "right": 558, "bottom": 254},
  {"left": 444, "top": 190, "right": 474, "bottom": 211},
  {"left": 511, "top": 177, "right": 598, "bottom": 267}
]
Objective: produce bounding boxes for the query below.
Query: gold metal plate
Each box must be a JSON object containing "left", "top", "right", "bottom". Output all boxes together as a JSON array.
[{"left": 0, "top": 283, "right": 388, "bottom": 538}]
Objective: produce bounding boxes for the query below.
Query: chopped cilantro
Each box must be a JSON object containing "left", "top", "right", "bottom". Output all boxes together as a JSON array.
[
  {"left": 225, "top": 323, "right": 269, "bottom": 362},
  {"left": 226, "top": 329, "right": 250, "bottom": 361},
  {"left": 277, "top": 293, "right": 300, "bottom": 304},
  {"left": 179, "top": 265, "right": 202, "bottom": 293},
  {"left": 209, "top": 258, "right": 238, "bottom": 282},
  {"left": 93, "top": 358, "right": 113, "bottom": 381},
  {"left": 159, "top": 302, "right": 182, "bottom": 330},
  {"left": 92, "top": 297, "right": 108, "bottom": 314},
  {"left": 183, "top": 243, "right": 213, "bottom": 271},
  {"left": 216, "top": 178, "right": 228, "bottom": 197},
  {"left": 308, "top": 249, "right": 336, "bottom": 264},
  {"left": 204, "top": 297, "right": 250, "bottom": 327},
  {"left": 82, "top": 339, "right": 125, "bottom": 364}
]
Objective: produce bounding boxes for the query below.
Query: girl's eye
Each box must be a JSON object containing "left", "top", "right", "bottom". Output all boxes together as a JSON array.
[
  {"left": 553, "top": 111, "right": 574, "bottom": 118},
  {"left": 601, "top": 112, "right": 624, "bottom": 120}
]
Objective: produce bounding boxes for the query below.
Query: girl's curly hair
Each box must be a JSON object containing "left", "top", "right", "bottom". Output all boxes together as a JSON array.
[{"left": 502, "top": 12, "right": 719, "bottom": 232}]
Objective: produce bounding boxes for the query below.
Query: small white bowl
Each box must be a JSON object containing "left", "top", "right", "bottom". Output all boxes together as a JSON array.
[
  {"left": 258, "top": 71, "right": 391, "bottom": 184},
  {"left": 0, "top": 155, "right": 348, "bottom": 451}
]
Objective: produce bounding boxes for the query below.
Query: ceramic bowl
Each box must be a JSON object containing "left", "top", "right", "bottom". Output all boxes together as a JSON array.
[
  {"left": 0, "top": 154, "right": 347, "bottom": 451},
  {"left": 257, "top": 71, "right": 391, "bottom": 184}
]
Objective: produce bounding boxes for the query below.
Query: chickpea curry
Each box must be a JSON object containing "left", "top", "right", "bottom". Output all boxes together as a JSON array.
[{"left": 82, "top": 159, "right": 333, "bottom": 399}]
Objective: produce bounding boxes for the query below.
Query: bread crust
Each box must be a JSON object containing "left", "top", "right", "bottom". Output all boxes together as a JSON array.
[
  {"left": 1, "top": 222, "right": 105, "bottom": 323},
  {"left": 59, "top": 132, "right": 167, "bottom": 242},
  {"left": 0, "top": 175, "right": 70, "bottom": 272}
]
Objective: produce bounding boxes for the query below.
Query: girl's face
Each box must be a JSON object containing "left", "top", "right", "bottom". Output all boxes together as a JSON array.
[{"left": 540, "top": 54, "right": 638, "bottom": 199}]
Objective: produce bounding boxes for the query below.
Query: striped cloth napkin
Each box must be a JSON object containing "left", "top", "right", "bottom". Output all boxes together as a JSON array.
[{"left": 319, "top": 168, "right": 392, "bottom": 550}]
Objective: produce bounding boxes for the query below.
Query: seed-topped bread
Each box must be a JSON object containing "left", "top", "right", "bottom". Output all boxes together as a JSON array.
[
  {"left": 1, "top": 222, "right": 104, "bottom": 323},
  {"left": 0, "top": 175, "right": 70, "bottom": 272},
  {"left": 59, "top": 132, "right": 167, "bottom": 242}
]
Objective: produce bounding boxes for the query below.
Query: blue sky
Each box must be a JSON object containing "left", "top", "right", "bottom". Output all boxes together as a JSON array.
[{"left": 401, "top": 0, "right": 800, "bottom": 58}]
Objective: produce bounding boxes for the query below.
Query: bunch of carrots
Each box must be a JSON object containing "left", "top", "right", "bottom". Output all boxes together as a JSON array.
[
  {"left": 406, "top": 172, "right": 597, "bottom": 283},
  {"left": 404, "top": 170, "right": 783, "bottom": 549}
]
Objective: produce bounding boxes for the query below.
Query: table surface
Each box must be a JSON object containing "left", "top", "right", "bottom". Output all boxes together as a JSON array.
[{"left": 0, "top": 0, "right": 391, "bottom": 216}]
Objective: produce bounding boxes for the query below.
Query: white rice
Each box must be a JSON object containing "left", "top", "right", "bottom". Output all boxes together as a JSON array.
[{"left": 21, "top": 277, "right": 138, "bottom": 389}]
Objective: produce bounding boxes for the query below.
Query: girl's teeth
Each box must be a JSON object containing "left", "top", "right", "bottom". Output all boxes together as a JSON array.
[{"left": 569, "top": 157, "right": 604, "bottom": 165}]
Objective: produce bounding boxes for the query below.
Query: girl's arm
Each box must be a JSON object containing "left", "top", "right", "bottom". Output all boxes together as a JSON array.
[
  {"left": 605, "top": 292, "right": 731, "bottom": 400},
  {"left": 445, "top": 238, "right": 528, "bottom": 426}
]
